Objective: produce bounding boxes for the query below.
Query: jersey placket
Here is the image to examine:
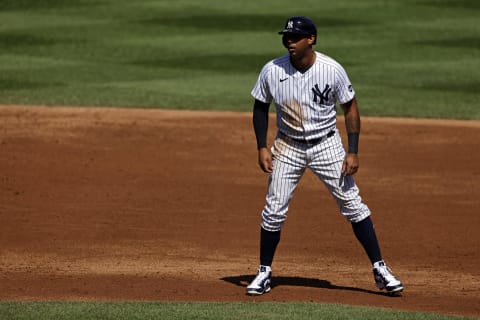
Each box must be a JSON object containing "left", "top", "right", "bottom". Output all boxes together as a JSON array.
[{"left": 290, "top": 71, "right": 308, "bottom": 140}]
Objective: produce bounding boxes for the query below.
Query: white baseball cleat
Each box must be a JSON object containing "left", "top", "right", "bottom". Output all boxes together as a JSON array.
[
  {"left": 373, "top": 260, "right": 404, "bottom": 294},
  {"left": 246, "top": 265, "right": 272, "bottom": 295}
]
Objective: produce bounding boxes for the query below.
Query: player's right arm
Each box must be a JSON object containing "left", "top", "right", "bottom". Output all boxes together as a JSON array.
[{"left": 253, "top": 99, "right": 273, "bottom": 173}]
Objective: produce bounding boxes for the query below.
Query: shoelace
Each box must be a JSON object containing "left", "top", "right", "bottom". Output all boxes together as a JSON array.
[
  {"left": 377, "top": 266, "right": 396, "bottom": 281},
  {"left": 252, "top": 271, "right": 270, "bottom": 285}
]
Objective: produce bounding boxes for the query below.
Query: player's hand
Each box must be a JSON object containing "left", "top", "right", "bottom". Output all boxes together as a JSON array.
[
  {"left": 258, "top": 147, "right": 273, "bottom": 173},
  {"left": 342, "top": 153, "right": 359, "bottom": 176}
]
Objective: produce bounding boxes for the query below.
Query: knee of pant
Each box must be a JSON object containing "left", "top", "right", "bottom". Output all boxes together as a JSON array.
[
  {"left": 261, "top": 212, "right": 285, "bottom": 232},
  {"left": 261, "top": 221, "right": 283, "bottom": 232},
  {"left": 345, "top": 212, "right": 371, "bottom": 223},
  {"left": 340, "top": 203, "right": 371, "bottom": 223}
]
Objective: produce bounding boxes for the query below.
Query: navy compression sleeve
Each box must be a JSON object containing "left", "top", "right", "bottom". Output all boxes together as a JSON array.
[{"left": 252, "top": 100, "right": 270, "bottom": 149}]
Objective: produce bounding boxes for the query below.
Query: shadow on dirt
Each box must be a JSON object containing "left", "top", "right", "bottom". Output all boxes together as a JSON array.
[{"left": 221, "top": 275, "right": 395, "bottom": 297}]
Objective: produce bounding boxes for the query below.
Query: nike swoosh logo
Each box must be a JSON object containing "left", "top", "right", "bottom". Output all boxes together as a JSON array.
[{"left": 280, "top": 78, "right": 288, "bottom": 82}]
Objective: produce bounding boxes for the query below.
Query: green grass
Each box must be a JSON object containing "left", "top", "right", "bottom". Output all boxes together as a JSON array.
[
  {"left": 0, "top": 0, "right": 479, "bottom": 118},
  {"left": 0, "top": 302, "right": 476, "bottom": 320}
]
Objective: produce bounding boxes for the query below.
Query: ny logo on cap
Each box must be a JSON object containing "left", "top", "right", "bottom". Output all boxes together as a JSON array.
[{"left": 287, "top": 21, "right": 294, "bottom": 29}]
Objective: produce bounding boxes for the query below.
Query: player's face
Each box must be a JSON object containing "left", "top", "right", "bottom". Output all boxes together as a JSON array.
[{"left": 282, "top": 33, "right": 315, "bottom": 58}]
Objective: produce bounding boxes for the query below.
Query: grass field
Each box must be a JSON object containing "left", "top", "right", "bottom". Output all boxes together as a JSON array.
[
  {"left": 0, "top": 1, "right": 479, "bottom": 319},
  {"left": 0, "top": 302, "right": 477, "bottom": 320},
  {"left": 0, "top": 0, "right": 479, "bottom": 118}
]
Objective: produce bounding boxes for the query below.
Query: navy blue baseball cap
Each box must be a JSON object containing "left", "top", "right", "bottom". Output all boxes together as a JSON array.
[{"left": 279, "top": 16, "right": 317, "bottom": 44}]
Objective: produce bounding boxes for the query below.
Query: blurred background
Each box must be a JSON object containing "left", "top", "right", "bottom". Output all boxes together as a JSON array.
[{"left": 0, "top": 0, "right": 478, "bottom": 118}]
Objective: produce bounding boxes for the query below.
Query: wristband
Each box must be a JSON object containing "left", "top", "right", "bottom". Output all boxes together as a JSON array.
[{"left": 347, "top": 132, "right": 359, "bottom": 154}]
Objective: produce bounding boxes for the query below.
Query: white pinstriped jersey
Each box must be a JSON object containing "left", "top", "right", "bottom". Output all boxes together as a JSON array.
[{"left": 251, "top": 51, "right": 355, "bottom": 141}]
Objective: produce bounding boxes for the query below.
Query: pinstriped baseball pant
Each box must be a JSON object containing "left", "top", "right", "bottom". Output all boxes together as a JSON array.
[{"left": 261, "top": 130, "right": 371, "bottom": 232}]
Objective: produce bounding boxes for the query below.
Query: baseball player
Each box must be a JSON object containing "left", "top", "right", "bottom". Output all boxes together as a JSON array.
[{"left": 247, "top": 16, "right": 403, "bottom": 296}]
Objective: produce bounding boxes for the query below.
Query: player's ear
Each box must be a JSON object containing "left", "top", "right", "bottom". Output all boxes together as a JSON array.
[{"left": 308, "top": 35, "right": 316, "bottom": 45}]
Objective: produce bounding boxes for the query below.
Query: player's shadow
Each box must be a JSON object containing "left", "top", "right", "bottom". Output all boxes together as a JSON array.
[{"left": 221, "top": 275, "right": 390, "bottom": 297}]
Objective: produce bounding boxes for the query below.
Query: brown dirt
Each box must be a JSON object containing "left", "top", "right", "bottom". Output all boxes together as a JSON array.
[{"left": 0, "top": 105, "right": 479, "bottom": 318}]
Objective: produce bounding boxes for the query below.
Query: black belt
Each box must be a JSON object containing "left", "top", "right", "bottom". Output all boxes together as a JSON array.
[{"left": 288, "top": 130, "right": 335, "bottom": 145}]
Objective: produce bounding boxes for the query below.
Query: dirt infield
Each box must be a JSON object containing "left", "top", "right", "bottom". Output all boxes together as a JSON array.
[{"left": 1, "top": 105, "right": 479, "bottom": 317}]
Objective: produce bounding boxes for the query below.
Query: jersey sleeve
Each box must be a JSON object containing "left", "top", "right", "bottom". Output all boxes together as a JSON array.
[
  {"left": 251, "top": 62, "right": 273, "bottom": 104},
  {"left": 334, "top": 63, "right": 355, "bottom": 104}
]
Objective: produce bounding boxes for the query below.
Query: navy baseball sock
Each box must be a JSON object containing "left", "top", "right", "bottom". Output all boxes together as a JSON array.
[
  {"left": 351, "top": 217, "right": 382, "bottom": 264},
  {"left": 260, "top": 228, "right": 281, "bottom": 267}
]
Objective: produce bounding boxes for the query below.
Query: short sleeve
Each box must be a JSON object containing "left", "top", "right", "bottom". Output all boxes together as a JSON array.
[
  {"left": 334, "top": 63, "right": 355, "bottom": 104},
  {"left": 251, "top": 63, "right": 273, "bottom": 104}
]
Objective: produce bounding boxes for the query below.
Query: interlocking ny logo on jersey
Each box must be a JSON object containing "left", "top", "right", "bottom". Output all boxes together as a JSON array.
[{"left": 312, "top": 84, "right": 332, "bottom": 104}]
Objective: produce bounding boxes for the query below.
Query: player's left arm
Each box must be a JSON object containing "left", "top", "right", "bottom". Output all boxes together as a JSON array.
[{"left": 340, "top": 97, "right": 360, "bottom": 176}]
